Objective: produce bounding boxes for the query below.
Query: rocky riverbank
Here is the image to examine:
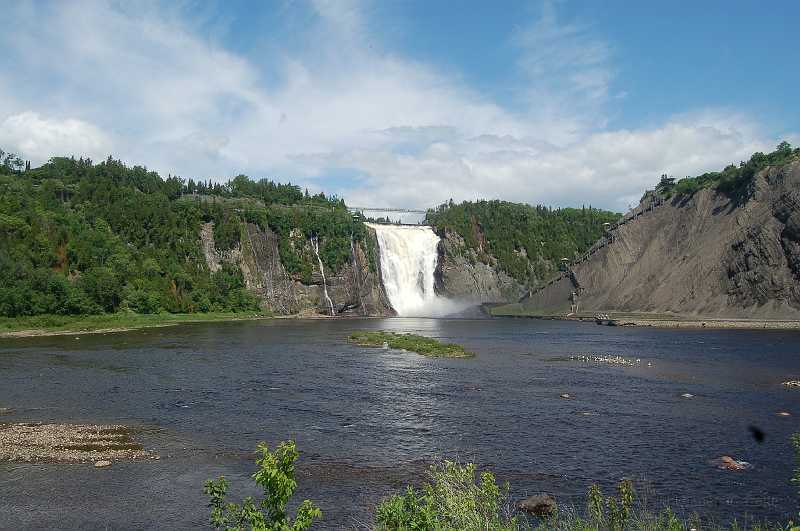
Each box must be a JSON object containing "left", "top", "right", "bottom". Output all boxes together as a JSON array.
[
  {"left": 0, "top": 423, "right": 156, "bottom": 463},
  {"left": 491, "top": 309, "right": 800, "bottom": 330},
  {"left": 608, "top": 318, "right": 800, "bottom": 330}
]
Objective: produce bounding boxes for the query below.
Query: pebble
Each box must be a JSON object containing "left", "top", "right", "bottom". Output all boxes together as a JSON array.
[{"left": 94, "top": 460, "right": 112, "bottom": 468}]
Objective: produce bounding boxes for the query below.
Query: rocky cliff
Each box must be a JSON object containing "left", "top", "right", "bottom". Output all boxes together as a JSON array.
[
  {"left": 201, "top": 222, "right": 393, "bottom": 316},
  {"left": 516, "top": 160, "right": 800, "bottom": 318},
  {"left": 435, "top": 228, "right": 527, "bottom": 303}
]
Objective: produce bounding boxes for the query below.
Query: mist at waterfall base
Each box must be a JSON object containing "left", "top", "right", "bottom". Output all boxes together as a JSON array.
[{"left": 366, "top": 223, "right": 470, "bottom": 317}]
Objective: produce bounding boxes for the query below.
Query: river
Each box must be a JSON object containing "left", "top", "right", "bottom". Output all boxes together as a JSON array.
[{"left": 1, "top": 318, "right": 799, "bottom": 528}]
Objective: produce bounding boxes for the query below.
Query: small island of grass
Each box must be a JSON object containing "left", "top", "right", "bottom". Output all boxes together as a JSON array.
[{"left": 348, "top": 331, "right": 474, "bottom": 358}]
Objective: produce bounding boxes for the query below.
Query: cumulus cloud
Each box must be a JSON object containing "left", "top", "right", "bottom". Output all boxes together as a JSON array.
[
  {"left": 0, "top": 112, "right": 112, "bottom": 164},
  {"left": 0, "top": 0, "right": 791, "bottom": 212}
]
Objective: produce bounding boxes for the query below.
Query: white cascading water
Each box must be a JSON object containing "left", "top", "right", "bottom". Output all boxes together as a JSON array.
[
  {"left": 310, "top": 235, "right": 335, "bottom": 316},
  {"left": 366, "top": 223, "right": 463, "bottom": 317}
]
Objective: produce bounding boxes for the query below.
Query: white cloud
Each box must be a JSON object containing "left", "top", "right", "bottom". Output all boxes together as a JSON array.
[
  {"left": 0, "top": 112, "right": 112, "bottom": 164},
  {"left": 0, "top": 0, "right": 791, "bottom": 212}
]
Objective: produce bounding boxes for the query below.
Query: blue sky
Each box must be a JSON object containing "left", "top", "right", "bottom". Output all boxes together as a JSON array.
[{"left": 0, "top": 0, "right": 796, "bottom": 212}]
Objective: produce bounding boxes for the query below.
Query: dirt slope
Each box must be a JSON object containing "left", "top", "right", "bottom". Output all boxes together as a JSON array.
[{"left": 517, "top": 160, "right": 800, "bottom": 318}]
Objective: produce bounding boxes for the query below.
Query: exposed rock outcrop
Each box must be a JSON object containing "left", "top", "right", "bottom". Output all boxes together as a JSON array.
[
  {"left": 517, "top": 161, "right": 800, "bottom": 318},
  {"left": 516, "top": 494, "right": 557, "bottom": 516},
  {"left": 200, "top": 222, "right": 393, "bottom": 316},
  {"left": 435, "top": 228, "right": 526, "bottom": 303}
]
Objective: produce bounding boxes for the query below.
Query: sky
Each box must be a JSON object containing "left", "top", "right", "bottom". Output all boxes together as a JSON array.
[{"left": 1, "top": 0, "right": 798, "bottom": 213}]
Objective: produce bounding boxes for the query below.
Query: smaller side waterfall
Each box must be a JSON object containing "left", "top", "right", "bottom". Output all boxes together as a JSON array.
[{"left": 311, "top": 235, "right": 335, "bottom": 316}]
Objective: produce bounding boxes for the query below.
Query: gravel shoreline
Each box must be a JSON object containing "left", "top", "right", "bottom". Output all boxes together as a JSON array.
[
  {"left": 0, "top": 423, "right": 156, "bottom": 463},
  {"left": 610, "top": 318, "right": 800, "bottom": 330}
]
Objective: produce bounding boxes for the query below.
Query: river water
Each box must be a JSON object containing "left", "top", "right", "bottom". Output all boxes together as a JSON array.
[{"left": 1, "top": 318, "right": 799, "bottom": 529}]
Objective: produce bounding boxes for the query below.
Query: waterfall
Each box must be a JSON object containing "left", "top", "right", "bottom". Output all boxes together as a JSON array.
[
  {"left": 367, "top": 223, "right": 461, "bottom": 317},
  {"left": 311, "top": 235, "right": 335, "bottom": 316}
]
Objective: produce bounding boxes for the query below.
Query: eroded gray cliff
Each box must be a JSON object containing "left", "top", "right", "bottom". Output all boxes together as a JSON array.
[
  {"left": 435, "top": 228, "right": 527, "bottom": 304},
  {"left": 201, "top": 222, "right": 393, "bottom": 316},
  {"left": 517, "top": 160, "right": 800, "bottom": 318}
]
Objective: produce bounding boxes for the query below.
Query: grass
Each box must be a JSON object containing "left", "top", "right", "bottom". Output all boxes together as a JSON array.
[
  {"left": 0, "top": 311, "right": 271, "bottom": 337},
  {"left": 348, "top": 331, "right": 474, "bottom": 358}
]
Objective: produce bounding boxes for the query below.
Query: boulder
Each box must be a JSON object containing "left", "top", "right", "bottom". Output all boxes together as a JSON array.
[
  {"left": 713, "top": 456, "right": 750, "bottom": 471},
  {"left": 94, "top": 460, "right": 112, "bottom": 468},
  {"left": 517, "top": 494, "right": 557, "bottom": 516}
]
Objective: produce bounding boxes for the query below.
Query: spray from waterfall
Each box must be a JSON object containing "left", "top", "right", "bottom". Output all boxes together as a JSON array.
[
  {"left": 311, "top": 235, "right": 335, "bottom": 316},
  {"left": 366, "top": 223, "right": 466, "bottom": 317}
]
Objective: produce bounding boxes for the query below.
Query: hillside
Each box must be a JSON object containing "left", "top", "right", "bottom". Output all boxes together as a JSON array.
[
  {"left": 425, "top": 199, "right": 620, "bottom": 302},
  {"left": 499, "top": 143, "right": 800, "bottom": 319},
  {"left": 0, "top": 154, "right": 379, "bottom": 317}
]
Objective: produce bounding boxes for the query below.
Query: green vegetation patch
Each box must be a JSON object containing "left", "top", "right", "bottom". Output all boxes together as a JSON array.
[
  {"left": 348, "top": 331, "right": 474, "bottom": 358},
  {"left": 425, "top": 199, "right": 620, "bottom": 286},
  {"left": 651, "top": 141, "right": 799, "bottom": 202}
]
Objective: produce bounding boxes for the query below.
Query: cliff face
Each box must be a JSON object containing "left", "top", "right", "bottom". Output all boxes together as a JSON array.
[
  {"left": 201, "top": 222, "right": 393, "bottom": 316},
  {"left": 435, "top": 228, "right": 527, "bottom": 303},
  {"left": 518, "top": 160, "right": 800, "bottom": 318}
]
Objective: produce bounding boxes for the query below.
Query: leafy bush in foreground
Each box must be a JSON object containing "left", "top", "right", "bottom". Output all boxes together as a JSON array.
[
  {"left": 204, "top": 440, "right": 321, "bottom": 530},
  {"left": 376, "top": 460, "right": 518, "bottom": 530}
]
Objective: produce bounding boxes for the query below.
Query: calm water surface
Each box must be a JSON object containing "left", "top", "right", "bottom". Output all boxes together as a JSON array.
[{"left": 1, "top": 318, "right": 799, "bottom": 529}]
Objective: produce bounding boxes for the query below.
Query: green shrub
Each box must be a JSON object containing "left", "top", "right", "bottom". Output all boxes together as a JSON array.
[
  {"left": 375, "top": 460, "right": 518, "bottom": 531},
  {"left": 203, "top": 440, "right": 321, "bottom": 531}
]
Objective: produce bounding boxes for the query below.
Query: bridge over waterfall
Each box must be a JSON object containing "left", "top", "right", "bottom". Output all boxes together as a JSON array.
[{"left": 348, "top": 206, "right": 428, "bottom": 225}]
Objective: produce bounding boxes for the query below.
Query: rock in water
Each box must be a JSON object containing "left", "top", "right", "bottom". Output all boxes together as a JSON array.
[
  {"left": 712, "top": 456, "right": 750, "bottom": 471},
  {"left": 94, "top": 460, "right": 112, "bottom": 468},
  {"left": 517, "top": 494, "right": 557, "bottom": 516}
]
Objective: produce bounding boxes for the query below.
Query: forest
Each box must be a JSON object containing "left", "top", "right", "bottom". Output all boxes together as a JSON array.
[
  {"left": 425, "top": 200, "right": 620, "bottom": 285},
  {"left": 0, "top": 153, "right": 361, "bottom": 318}
]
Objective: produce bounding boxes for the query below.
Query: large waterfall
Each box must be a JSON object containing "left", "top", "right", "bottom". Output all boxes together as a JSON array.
[{"left": 366, "top": 223, "right": 461, "bottom": 317}]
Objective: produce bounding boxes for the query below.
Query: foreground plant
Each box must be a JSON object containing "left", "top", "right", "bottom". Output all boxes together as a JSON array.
[
  {"left": 375, "top": 460, "right": 518, "bottom": 530},
  {"left": 203, "top": 440, "right": 321, "bottom": 530}
]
